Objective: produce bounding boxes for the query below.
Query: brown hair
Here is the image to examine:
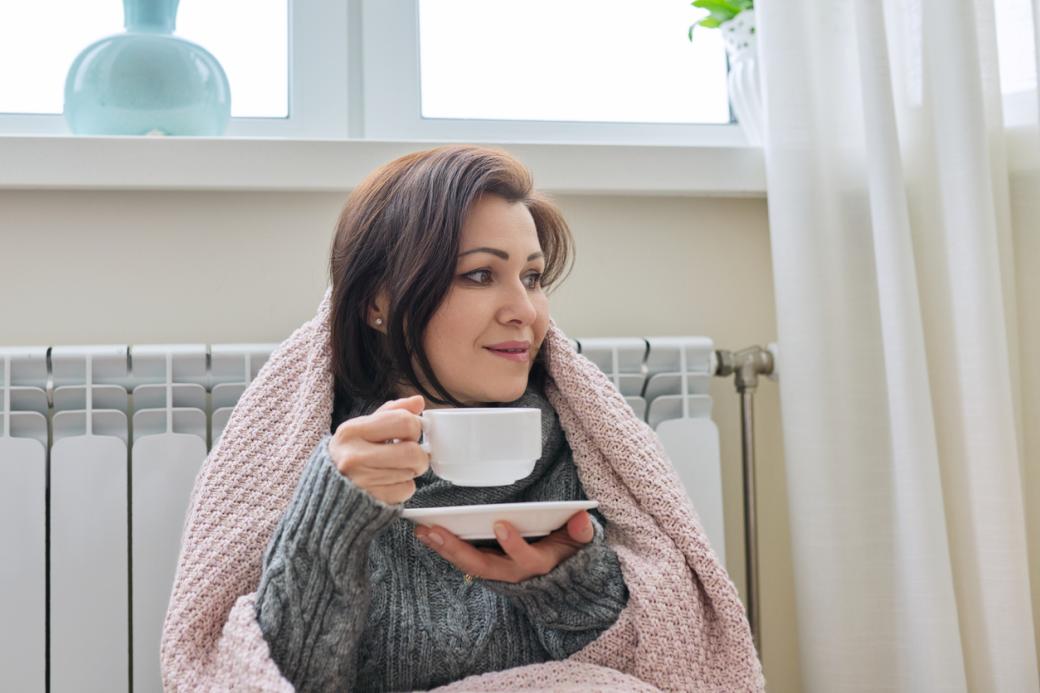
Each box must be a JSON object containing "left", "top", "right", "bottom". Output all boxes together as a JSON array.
[{"left": 328, "top": 144, "right": 575, "bottom": 415}]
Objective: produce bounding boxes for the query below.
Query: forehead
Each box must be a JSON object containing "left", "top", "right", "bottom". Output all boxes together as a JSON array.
[{"left": 459, "top": 195, "right": 539, "bottom": 248}]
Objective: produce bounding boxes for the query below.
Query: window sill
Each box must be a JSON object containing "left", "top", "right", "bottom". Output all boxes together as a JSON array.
[{"left": 0, "top": 135, "right": 767, "bottom": 197}]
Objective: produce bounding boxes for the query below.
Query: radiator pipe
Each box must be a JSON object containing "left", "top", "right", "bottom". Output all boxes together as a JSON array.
[{"left": 714, "top": 344, "right": 776, "bottom": 660}]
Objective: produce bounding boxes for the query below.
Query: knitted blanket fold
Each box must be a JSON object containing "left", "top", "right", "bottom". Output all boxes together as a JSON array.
[{"left": 160, "top": 286, "right": 765, "bottom": 692}]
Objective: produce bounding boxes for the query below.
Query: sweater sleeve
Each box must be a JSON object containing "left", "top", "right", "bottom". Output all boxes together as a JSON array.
[
  {"left": 255, "top": 433, "right": 401, "bottom": 691},
  {"left": 478, "top": 515, "right": 629, "bottom": 659}
]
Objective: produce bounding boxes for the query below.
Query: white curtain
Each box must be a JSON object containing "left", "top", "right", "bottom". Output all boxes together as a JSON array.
[{"left": 757, "top": 0, "right": 1039, "bottom": 690}]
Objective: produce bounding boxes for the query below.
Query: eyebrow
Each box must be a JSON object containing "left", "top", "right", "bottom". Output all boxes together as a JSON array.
[{"left": 458, "top": 247, "right": 544, "bottom": 261}]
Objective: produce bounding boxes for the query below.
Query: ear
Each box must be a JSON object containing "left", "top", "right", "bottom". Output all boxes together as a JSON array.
[{"left": 367, "top": 290, "right": 389, "bottom": 332}]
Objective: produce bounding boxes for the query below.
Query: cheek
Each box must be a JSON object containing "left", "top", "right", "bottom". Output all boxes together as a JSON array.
[
  {"left": 533, "top": 294, "right": 550, "bottom": 339},
  {"left": 423, "top": 289, "right": 551, "bottom": 364},
  {"left": 421, "top": 297, "right": 479, "bottom": 365},
  {"left": 427, "top": 295, "right": 480, "bottom": 341}
]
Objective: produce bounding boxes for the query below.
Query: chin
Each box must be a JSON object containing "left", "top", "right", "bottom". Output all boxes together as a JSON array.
[{"left": 480, "top": 379, "right": 528, "bottom": 404}]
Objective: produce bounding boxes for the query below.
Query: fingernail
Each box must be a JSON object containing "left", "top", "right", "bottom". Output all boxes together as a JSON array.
[
  {"left": 581, "top": 521, "right": 594, "bottom": 541},
  {"left": 427, "top": 530, "right": 444, "bottom": 546},
  {"left": 493, "top": 522, "right": 509, "bottom": 542}
]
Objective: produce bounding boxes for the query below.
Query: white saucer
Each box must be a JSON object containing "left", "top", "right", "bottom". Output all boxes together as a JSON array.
[{"left": 400, "top": 500, "right": 599, "bottom": 541}]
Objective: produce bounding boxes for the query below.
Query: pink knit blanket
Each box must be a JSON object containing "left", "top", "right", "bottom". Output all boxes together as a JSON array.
[{"left": 160, "top": 287, "right": 765, "bottom": 692}]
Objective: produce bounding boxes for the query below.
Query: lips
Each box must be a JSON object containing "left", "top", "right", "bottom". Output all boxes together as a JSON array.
[
  {"left": 484, "top": 340, "right": 531, "bottom": 362},
  {"left": 485, "top": 340, "right": 531, "bottom": 351}
]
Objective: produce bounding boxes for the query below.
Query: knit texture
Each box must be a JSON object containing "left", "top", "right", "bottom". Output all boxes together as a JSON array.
[
  {"left": 160, "top": 286, "right": 766, "bottom": 692},
  {"left": 254, "top": 380, "right": 628, "bottom": 691}
]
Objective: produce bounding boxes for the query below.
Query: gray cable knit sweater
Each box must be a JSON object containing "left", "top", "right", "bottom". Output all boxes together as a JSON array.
[{"left": 254, "top": 384, "right": 629, "bottom": 692}]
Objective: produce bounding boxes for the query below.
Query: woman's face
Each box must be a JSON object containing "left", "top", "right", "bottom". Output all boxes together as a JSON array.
[{"left": 388, "top": 194, "right": 550, "bottom": 406}]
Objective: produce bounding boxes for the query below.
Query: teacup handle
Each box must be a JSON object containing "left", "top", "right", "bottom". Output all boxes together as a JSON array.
[{"left": 419, "top": 414, "right": 431, "bottom": 454}]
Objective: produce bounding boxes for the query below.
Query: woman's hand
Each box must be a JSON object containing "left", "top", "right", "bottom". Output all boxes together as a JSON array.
[
  {"left": 327, "top": 395, "right": 429, "bottom": 505},
  {"left": 414, "top": 510, "right": 596, "bottom": 583}
]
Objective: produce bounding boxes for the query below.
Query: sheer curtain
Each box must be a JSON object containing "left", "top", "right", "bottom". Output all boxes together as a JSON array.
[{"left": 757, "top": 0, "right": 1039, "bottom": 689}]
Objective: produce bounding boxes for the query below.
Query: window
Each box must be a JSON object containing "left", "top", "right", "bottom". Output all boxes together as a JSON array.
[
  {"left": 416, "top": 0, "right": 729, "bottom": 124},
  {"left": 994, "top": 0, "right": 1038, "bottom": 126},
  {"left": 0, "top": 0, "right": 351, "bottom": 138},
  {"left": 0, "top": 0, "right": 304, "bottom": 135},
  {"left": 0, "top": 0, "right": 287, "bottom": 117},
  {"left": 995, "top": 0, "right": 1037, "bottom": 93},
  {"left": 363, "top": 0, "right": 741, "bottom": 145},
  {"left": 0, "top": 0, "right": 739, "bottom": 144}
]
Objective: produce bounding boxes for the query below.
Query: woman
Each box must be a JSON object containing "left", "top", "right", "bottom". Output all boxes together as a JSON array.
[
  {"left": 161, "top": 145, "right": 764, "bottom": 692},
  {"left": 255, "top": 146, "right": 629, "bottom": 690}
]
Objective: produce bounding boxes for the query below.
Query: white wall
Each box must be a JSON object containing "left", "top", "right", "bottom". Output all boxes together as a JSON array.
[{"left": 0, "top": 188, "right": 801, "bottom": 691}]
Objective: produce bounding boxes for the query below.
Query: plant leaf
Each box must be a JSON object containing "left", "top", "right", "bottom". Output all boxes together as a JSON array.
[
  {"left": 689, "top": 0, "right": 733, "bottom": 37},
  {"left": 694, "top": 0, "right": 744, "bottom": 14},
  {"left": 692, "top": 0, "right": 752, "bottom": 25},
  {"left": 693, "top": 0, "right": 743, "bottom": 12}
]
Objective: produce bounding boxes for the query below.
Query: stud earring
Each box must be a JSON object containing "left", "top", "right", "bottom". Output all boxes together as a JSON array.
[{"left": 375, "top": 318, "right": 384, "bottom": 326}]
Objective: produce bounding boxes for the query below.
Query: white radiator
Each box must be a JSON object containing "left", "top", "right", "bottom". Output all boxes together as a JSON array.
[{"left": 0, "top": 337, "right": 724, "bottom": 693}]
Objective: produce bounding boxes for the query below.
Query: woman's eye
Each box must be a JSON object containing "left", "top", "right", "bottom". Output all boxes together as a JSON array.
[
  {"left": 463, "top": 269, "right": 493, "bottom": 284},
  {"left": 461, "top": 269, "right": 543, "bottom": 289}
]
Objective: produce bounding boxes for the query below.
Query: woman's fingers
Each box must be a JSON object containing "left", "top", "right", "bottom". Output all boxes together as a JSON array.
[
  {"left": 374, "top": 394, "right": 425, "bottom": 414},
  {"left": 328, "top": 435, "right": 428, "bottom": 493},
  {"left": 341, "top": 407, "right": 423, "bottom": 444},
  {"left": 413, "top": 512, "right": 597, "bottom": 582},
  {"left": 367, "top": 480, "right": 416, "bottom": 505},
  {"left": 347, "top": 460, "right": 425, "bottom": 487},
  {"left": 492, "top": 512, "right": 591, "bottom": 576},
  {"left": 358, "top": 440, "right": 429, "bottom": 476},
  {"left": 564, "top": 510, "right": 595, "bottom": 543},
  {"left": 414, "top": 522, "right": 587, "bottom": 583},
  {"left": 327, "top": 396, "right": 429, "bottom": 506},
  {"left": 415, "top": 525, "right": 520, "bottom": 581},
  {"left": 490, "top": 521, "right": 560, "bottom": 576}
]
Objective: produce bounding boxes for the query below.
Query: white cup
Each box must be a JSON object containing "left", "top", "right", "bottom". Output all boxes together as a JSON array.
[{"left": 419, "top": 407, "right": 541, "bottom": 486}]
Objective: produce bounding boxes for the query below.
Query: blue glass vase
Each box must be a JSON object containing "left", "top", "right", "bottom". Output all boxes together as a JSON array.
[{"left": 63, "top": 0, "right": 231, "bottom": 136}]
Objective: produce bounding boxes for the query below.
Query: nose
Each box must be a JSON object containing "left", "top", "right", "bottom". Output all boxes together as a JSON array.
[{"left": 497, "top": 277, "right": 538, "bottom": 326}]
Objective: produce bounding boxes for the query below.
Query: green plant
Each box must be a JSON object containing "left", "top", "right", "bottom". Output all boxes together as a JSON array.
[{"left": 688, "top": 0, "right": 753, "bottom": 41}]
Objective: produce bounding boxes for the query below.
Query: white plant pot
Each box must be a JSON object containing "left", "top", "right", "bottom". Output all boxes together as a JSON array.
[{"left": 721, "top": 10, "right": 764, "bottom": 145}]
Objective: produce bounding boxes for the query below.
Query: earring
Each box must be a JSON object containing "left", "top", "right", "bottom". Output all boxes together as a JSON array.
[{"left": 375, "top": 318, "right": 384, "bottom": 326}]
